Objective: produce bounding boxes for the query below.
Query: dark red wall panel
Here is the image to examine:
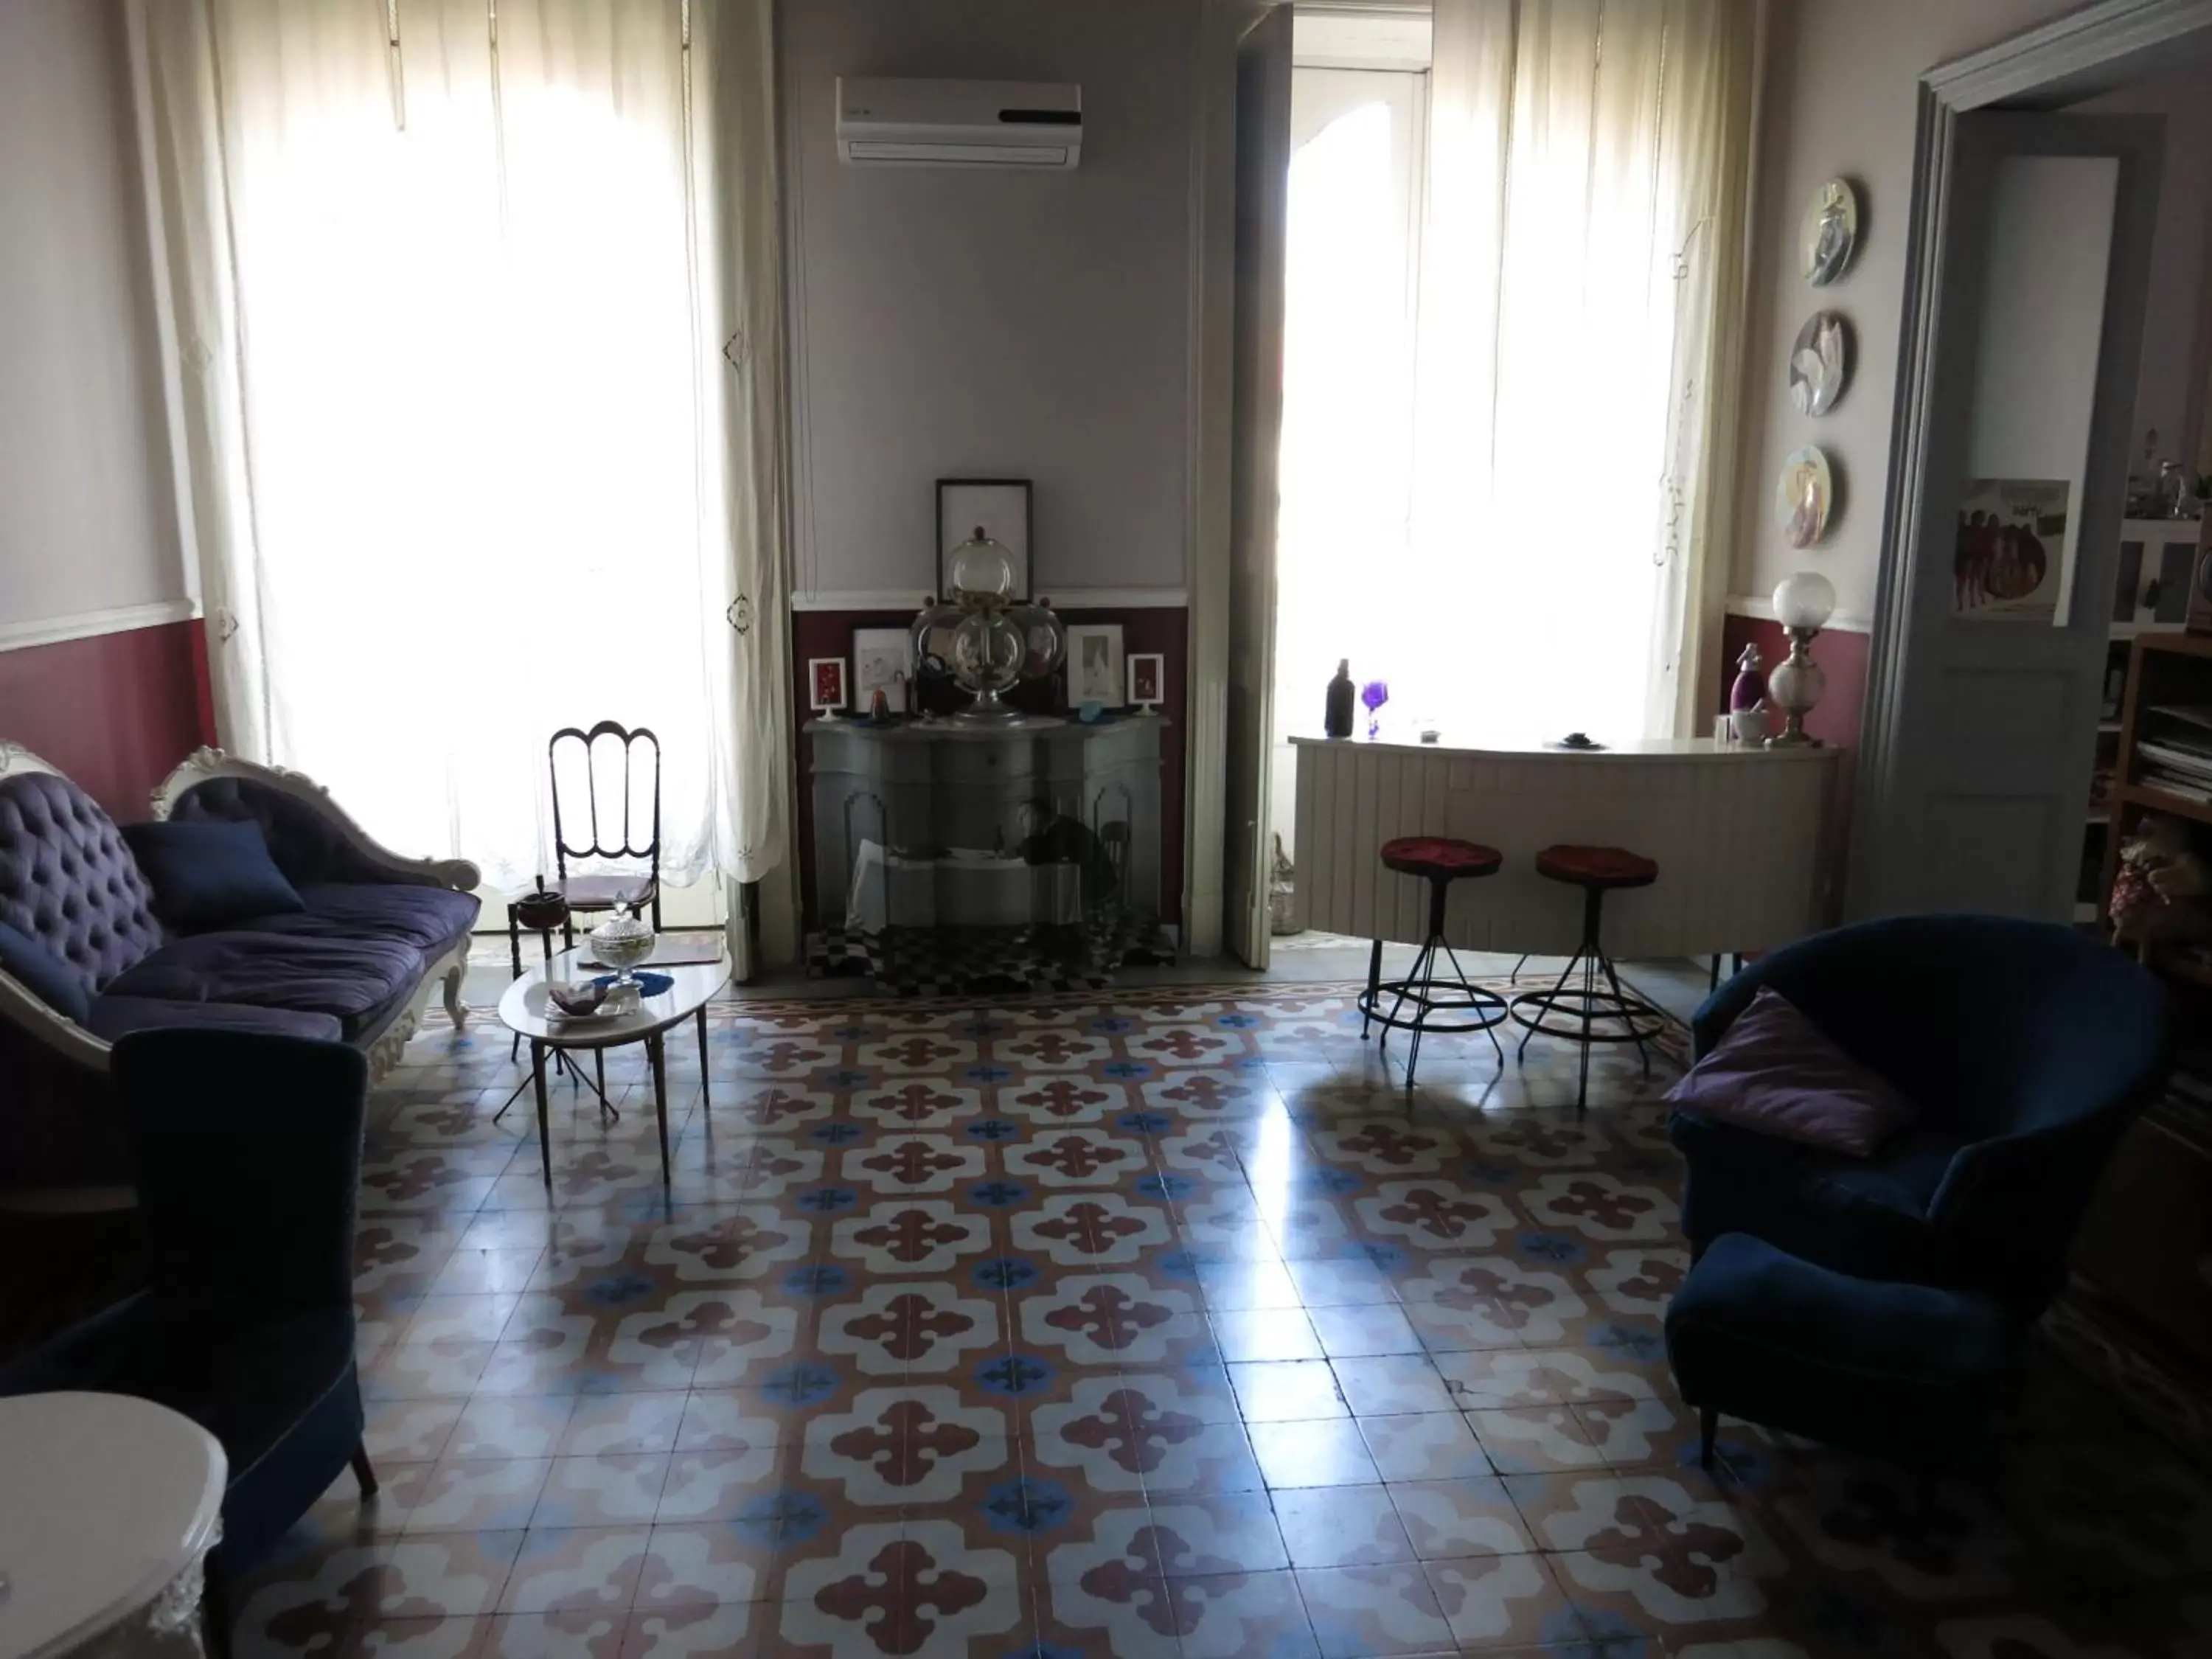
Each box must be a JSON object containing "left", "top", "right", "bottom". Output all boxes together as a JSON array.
[
  {"left": 0, "top": 620, "right": 218, "bottom": 818},
  {"left": 791, "top": 608, "right": 1189, "bottom": 928}
]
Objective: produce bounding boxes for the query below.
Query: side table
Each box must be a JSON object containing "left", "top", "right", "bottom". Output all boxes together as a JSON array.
[{"left": 0, "top": 1391, "right": 226, "bottom": 1658}]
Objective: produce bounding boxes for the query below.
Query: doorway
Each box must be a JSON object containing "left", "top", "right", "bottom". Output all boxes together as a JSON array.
[{"left": 1854, "top": 10, "right": 2212, "bottom": 923}]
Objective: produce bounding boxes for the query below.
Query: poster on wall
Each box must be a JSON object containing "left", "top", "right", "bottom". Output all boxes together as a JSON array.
[{"left": 1953, "top": 479, "right": 2070, "bottom": 623}]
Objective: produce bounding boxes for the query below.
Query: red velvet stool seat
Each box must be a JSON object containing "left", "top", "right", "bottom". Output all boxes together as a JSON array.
[
  {"left": 1509, "top": 841, "right": 1668, "bottom": 1112},
  {"left": 1360, "top": 835, "right": 1509, "bottom": 1087}
]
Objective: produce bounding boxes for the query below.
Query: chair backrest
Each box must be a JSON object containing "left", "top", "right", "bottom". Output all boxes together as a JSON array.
[
  {"left": 1694, "top": 914, "right": 2171, "bottom": 1316},
  {"left": 116, "top": 1028, "right": 367, "bottom": 1328},
  {"left": 1695, "top": 913, "right": 2169, "bottom": 1144},
  {"left": 0, "top": 771, "right": 163, "bottom": 998},
  {"left": 548, "top": 723, "right": 661, "bottom": 888}
]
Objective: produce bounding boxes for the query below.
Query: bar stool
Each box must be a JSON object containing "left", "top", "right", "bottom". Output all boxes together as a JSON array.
[
  {"left": 1360, "top": 836, "right": 1509, "bottom": 1087},
  {"left": 1509, "top": 844, "right": 1667, "bottom": 1112}
]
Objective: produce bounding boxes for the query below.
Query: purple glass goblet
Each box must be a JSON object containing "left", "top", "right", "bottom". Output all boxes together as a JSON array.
[{"left": 1360, "top": 679, "right": 1389, "bottom": 740}]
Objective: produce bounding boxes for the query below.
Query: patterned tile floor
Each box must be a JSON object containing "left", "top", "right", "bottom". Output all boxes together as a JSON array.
[{"left": 239, "top": 983, "right": 2212, "bottom": 1659}]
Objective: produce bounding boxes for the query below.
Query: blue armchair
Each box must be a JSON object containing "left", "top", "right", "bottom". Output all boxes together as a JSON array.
[
  {"left": 1668, "top": 914, "right": 2170, "bottom": 1317},
  {"left": 0, "top": 1029, "right": 375, "bottom": 1653}
]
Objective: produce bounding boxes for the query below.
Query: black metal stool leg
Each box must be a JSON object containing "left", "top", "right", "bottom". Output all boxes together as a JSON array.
[
  {"left": 1576, "top": 888, "right": 1602, "bottom": 1114},
  {"left": 1597, "top": 946, "right": 1655, "bottom": 1077},
  {"left": 1402, "top": 872, "right": 1453, "bottom": 1088},
  {"left": 1517, "top": 945, "right": 1588, "bottom": 1061},
  {"left": 1361, "top": 938, "right": 1383, "bottom": 1040},
  {"left": 1439, "top": 941, "right": 1505, "bottom": 1065}
]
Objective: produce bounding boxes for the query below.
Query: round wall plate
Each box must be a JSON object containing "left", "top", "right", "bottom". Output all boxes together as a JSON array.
[
  {"left": 1776, "top": 446, "right": 1834, "bottom": 549},
  {"left": 1801, "top": 178, "right": 1859, "bottom": 286},
  {"left": 1790, "top": 310, "right": 1851, "bottom": 415}
]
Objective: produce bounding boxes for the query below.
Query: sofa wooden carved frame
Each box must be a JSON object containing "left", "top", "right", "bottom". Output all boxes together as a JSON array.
[{"left": 0, "top": 742, "right": 481, "bottom": 1087}]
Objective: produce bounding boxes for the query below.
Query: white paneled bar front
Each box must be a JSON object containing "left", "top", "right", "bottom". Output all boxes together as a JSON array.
[{"left": 1291, "top": 737, "right": 1843, "bottom": 960}]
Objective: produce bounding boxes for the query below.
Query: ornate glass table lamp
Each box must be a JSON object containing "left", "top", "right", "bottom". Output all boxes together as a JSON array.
[
  {"left": 1766, "top": 571, "right": 1834, "bottom": 748},
  {"left": 911, "top": 529, "right": 1065, "bottom": 725}
]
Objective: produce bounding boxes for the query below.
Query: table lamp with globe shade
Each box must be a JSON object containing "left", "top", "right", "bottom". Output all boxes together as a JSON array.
[{"left": 1766, "top": 571, "right": 1834, "bottom": 748}]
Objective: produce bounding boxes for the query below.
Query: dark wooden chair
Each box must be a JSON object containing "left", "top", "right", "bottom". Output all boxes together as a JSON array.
[
  {"left": 547, "top": 720, "right": 664, "bottom": 941},
  {"left": 507, "top": 723, "right": 665, "bottom": 1098}
]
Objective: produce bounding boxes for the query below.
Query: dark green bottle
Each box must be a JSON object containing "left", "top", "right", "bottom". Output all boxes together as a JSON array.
[{"left": 1324, "top": 660, "right": 1355, "bottom": 739}]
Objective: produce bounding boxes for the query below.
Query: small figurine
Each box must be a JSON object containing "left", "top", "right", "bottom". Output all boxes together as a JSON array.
[{"left": 2110, "top": 815, "right": 2212, "bottom": 961}]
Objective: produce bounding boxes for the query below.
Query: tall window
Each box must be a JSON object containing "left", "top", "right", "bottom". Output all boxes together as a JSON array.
[
  {"left": 1273, "top": 0, "right": 1756, "bottom": 836},
  {"left": 138, "top": 0, "right": 787, "bottom": 893}
]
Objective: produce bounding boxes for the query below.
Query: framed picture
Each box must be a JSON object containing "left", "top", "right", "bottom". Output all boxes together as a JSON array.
[
  {"left": 936, "top": 479, "right": 1032, "bottom": 600},
  {"left": 852, "top": 628, "right": 912, "bottom": 713},
  {"left": 1127, "top": 652, "right": 1164, "bottom": 710},
  {"left": 807, "top": 656, "right": 848, "bottom": 714},
  {"left": 1067, "top": 624, "right": 1124, "bottom": 708},
  {"left": 1952, "top": 479, "right": 2070, "bottom": 625}
]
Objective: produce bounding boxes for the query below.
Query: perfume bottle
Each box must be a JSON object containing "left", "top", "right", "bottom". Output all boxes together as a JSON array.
[
  {"left": 1730, "top": 644, "right": 1766, "bottom": 713},
  {"left": 1324, "top": 660, "right": 1354, "bottom": 739}
]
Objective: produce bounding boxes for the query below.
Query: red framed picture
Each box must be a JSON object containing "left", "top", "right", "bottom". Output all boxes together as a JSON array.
[{"left": 808, "top": 656, "right": 848, "bottom": 714}]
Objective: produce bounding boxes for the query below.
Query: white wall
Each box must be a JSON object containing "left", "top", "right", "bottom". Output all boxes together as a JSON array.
[
  {"left": 2071, "top": 63, "right": 2212, "bottom": 473},
  {"left": 1733, "top": 0, "right": 2084, "bottom": 625},
  {"left": 0, "top": 0, "right": 187, "bottom": 630},
  {"left": 781, "top": 0, "right": 1200, "bottom": 602}
]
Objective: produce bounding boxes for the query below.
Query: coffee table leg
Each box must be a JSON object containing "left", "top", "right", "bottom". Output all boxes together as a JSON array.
[
  {"left": 696, "top": 1006, "right": 711, "bottom": 1114},
  {"left": 531, "top": 1038, "right": 552, "bottom": 1192},
  {"left": 648, "top": 1032, "right": 671, "bottom": 1187}
]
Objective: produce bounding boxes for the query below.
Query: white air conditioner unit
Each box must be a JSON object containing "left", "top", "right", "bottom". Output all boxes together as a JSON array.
[{"left": 835, "top": 77, "right": 1082, "bottom": 170}]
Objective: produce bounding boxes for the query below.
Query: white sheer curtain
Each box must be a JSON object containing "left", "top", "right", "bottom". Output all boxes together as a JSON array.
[
  {"left": 1386, "top": 0, "right": 1757, "bottom": 742},
  {"left": 133, "top": 0, "right": 789, "bottom": 892}
]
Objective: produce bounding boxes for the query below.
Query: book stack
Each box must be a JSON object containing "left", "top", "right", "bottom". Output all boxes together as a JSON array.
[{"left": 2139, "top": 704, "right": 2212, "bottom": 805}]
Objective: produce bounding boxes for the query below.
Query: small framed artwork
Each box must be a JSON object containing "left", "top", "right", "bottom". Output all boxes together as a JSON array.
[
  {"left": 1127, "top": 652, "right": 1164, "bottom": 712},
  {"left": 852, "top": 628, "right": 912, "bottom": 713},
  {"left": 936, "top": 479, "right": 1032, "bottom": 600},
  {"left": 807, "top": 657, "right": 849, "bottom": 715},
  {"left": 1067, "top": 624, "right": 1124, "bottom": 708}
]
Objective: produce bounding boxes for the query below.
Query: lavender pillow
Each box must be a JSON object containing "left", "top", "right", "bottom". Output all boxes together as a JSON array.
[{"left": 1666, "top": 988, "right": 1916, "bottom": 1158}]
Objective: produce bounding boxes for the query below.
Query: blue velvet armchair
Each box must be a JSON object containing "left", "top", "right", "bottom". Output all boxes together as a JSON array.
[
  {"left": 0, "top": 1028, "right": 375, "bottom": 1652},
  {"left": 1668, "top": 914, "right": 2170, "bottom": 1317}
]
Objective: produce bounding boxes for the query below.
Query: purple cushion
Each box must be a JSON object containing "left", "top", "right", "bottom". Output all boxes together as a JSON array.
[
  {"left": 120, "top": 818, "right": 305, "bottom": 933},
  {"left": 240, "top": 882, "right": 479, "bottom": 954},
  {"left": 1666, "top": 988, "right": 1918, "bottom": 1158},
  {"left": 168, "top": 776, "right": 394, "bottom": 887},
  {"left": 84, "top": 994, "right": 344, "bottom": 1044},
  {"left": 0, "top": 772, "right": 162, "bottom": 995},
  {"left": 103, "top": 931, "right": 425, "bottom": 1041}
]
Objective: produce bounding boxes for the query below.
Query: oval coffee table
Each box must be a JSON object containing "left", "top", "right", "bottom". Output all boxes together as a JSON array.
[{"left": 498, "top": 947, "right": 729, "bottom": 1189}]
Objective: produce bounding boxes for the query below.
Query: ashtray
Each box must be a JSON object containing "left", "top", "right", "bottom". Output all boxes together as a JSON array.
[{"left": 546, "top": 983, "right": 609, "bottom": 1018}]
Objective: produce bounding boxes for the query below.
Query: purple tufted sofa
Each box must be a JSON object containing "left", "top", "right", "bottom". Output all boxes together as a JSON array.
[{"left": 0, "top": 744, "right": 480, "bottom": 1197}]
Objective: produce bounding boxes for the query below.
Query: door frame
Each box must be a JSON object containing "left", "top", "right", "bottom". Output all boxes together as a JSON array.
[{"left": 1853, "top": 0, "right": 2212, "bottom": 914}]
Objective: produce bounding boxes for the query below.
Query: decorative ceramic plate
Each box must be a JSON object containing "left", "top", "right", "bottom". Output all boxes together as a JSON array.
[
  {"left": 1789, "top": 310, "right": 1850, "bottom": 415},
  {"left": 1800, "top": 178, "right": 1859, "bottom": 286},
  {"left": 1776, "top": 446, "right": 1834, "bottom": 549}
]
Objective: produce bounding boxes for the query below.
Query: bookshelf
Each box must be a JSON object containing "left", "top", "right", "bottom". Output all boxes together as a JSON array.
[
  {"left": 2062, "top": 627, "right": 2212, "bottom": 1459},
  {"left": 2076, "top": 519, "right": 2207, "bottom": 919}
]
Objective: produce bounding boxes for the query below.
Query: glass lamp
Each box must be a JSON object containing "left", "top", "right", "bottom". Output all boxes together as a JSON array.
[
  {"left": 1765, "top": 571, "right": 1834, "bottom": 748},
  {"left": 911, "top": 530, "right": 1066, "bottom": 725}
]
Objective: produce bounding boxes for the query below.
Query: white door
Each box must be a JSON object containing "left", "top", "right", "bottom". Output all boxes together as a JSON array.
[
  {"left": 1223, "top": 7, "right": 1293, "bottom": 967},
  {"left": 1857, "top": 114, "right": 2161, "bottom": 919}
]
